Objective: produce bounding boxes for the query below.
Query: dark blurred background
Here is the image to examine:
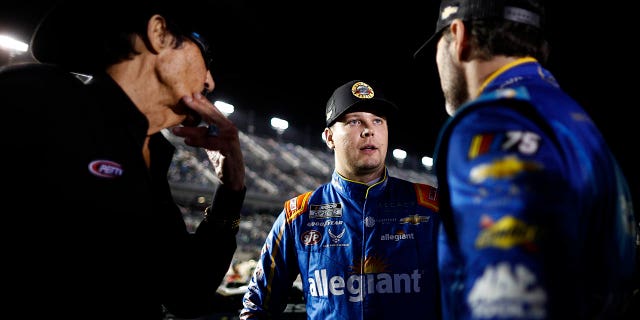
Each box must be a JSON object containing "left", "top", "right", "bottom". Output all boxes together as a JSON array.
[
  {"left": 2, "top": 2, "right": 638, "bottom": 319},
  {"left": 1, "top": 0, "right": 637, "bottom": 202}
]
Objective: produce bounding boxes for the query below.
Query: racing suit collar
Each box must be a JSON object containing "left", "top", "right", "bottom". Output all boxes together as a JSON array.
[
  {"left": 330, "top": 168, "right": 389, "bottom": 201},
  {"left": 477, "top": 57, "right": 555, "bottom": 95}
]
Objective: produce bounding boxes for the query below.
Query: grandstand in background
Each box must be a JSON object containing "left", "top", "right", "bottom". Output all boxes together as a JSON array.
[
  {"left": 166, "top": 129, "right": 437, "bottom": 216},
  {"left": 166, "top": 128, "right": 437, "bottom": 261},
  {"left": 163, "top": 129, "right": 437, "bottom": 319}
]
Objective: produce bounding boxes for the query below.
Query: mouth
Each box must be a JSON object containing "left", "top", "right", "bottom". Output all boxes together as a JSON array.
[{"left": 361, "top": 144, "right": 377, "bottom": 151}]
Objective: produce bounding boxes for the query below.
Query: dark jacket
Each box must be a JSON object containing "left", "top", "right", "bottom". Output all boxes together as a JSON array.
[{"left": 1, "top": 63, "right": 244, "bottom": 319}]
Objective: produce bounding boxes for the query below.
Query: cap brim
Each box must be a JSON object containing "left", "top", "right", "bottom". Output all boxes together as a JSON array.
[
  {"left": 413, "top": 32, "right": 440, "bottom": 60},
  {"left": 347, "top": 99, "right": 398, "bottom": 120},
  {"left": 326, "top": 99, "right": 398, "bottom": 127}
]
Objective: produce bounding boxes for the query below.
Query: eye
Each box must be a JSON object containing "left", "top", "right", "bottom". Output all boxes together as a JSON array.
[{"left": 188, "top": 32, "right": 213, "bottom": 70}]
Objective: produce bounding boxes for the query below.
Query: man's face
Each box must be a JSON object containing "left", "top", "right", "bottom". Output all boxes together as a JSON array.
[
  {"left": 159, "top": 33, "right": 215, "bottom": 127},
  {"left": 326, "top": 111, "right": 388, "bottom": 180},
  {"left": 436, "top": 32, "right": 469, "bottom": 116}
]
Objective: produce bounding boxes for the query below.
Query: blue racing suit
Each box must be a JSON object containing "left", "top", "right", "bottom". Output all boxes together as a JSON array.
[
  {"left": 240, "top": 168, "right": 440, "bottom": 319},
  {"left": 434, "top": 57, "right": 638, "bottom": 319}
]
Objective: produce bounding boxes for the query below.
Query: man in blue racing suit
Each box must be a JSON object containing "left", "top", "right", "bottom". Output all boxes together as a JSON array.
[
  {"left": 240, "top": 80, "right": 441, "bottom": 319},
  {"left": 413, "top": 0, "right": 639, "bottom": 318}
]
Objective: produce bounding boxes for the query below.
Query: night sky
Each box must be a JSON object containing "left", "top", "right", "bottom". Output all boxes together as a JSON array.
[{"left": 1, "top": 1, "right": 637, "bottom": 201}]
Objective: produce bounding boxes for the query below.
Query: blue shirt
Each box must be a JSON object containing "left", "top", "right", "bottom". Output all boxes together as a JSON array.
[
  {"left": 434, "top": 58, "right": 638, "bottom": 319},
  {"left": 241, "top": 169, "right": 441, "bottom": 319}
]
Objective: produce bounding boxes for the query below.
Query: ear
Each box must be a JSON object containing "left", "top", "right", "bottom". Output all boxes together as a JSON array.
[
  {"left": 449, "top": 19, "right": 470, "bottom": 61},
  {"left": 146, "top": 14, "right": 172, "bottom": 54},
  {"left": 324, "top": 128, "right": 335, "bottom": 150}
]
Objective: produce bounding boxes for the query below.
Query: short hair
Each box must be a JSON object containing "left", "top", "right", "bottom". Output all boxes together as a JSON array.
[
  {"left": 444, "top": 18, "right": 550, "bottom": 64},
  {"left": 98, "top": 11, "right": 193, "bottom": 69}
]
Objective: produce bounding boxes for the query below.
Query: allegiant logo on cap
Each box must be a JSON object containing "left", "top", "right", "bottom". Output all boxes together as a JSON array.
[{"left": 351, "top": 81, "right": 375, "bottom": 99}]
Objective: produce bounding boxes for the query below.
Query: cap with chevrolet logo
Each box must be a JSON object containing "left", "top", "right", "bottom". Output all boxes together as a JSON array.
[{"left": 413, "top": 0, "right": 545, "bottom": 59}]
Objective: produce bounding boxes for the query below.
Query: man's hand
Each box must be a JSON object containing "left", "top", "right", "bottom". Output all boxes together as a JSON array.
[{"left": 171, "top": 93, "right": 245, "bottom": 191}]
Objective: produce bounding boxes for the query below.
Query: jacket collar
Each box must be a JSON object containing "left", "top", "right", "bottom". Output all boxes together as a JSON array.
[{"left": 330, "top": 167, "right": 389, "bottom": 201}]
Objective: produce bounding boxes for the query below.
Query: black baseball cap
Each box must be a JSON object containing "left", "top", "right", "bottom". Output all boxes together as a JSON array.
[
  {"left": 413, "top": 0, "right": 545, "bottom": 59},
  {"left": 30, "top": 0, "right": 215, "bottom": 73},
  {"left": 325, "top": 80, "right": 398, "bottom": 127}
]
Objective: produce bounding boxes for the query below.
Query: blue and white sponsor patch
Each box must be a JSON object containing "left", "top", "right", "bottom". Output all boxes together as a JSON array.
[{"left": 310, "top": 203, "right": 342, "bottom": 219}]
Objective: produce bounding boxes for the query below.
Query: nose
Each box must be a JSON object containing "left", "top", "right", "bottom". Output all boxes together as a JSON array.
[
  {"left": 205, "top": 71, "right": 215, "bottom": 91},
  {"left": 202, "top": 71, "right": 215, "bottom": 96},
  {"left": 361, "top": 127, "right": 373, "bottom": 138}
]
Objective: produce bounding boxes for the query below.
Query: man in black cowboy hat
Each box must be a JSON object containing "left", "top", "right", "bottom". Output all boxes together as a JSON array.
[{"left": 0, "top": 1, "right": 246, "bottom": 318}]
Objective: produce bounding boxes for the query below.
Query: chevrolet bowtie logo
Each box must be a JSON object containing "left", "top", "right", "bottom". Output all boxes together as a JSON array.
[
  {"left": 441, "top": 6, "right": 459, "bottom": 20},
  {"left": 400, "top": 214, "right": 430, "bottom": 225}
]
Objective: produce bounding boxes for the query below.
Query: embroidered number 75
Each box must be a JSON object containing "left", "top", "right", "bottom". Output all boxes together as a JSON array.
[{"left": 503, "top": 131, "right": 540, "bottom": 155}]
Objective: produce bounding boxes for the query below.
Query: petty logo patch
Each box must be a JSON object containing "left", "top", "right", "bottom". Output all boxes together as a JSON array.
[{"left": 88, "top": 160, "right": 123, "bottom": 178}]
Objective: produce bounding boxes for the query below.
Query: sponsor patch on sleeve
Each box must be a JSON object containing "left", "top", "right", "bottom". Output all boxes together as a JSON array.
[
  {"left": 468, "top": 130, "right": 541, "bottom": 160},
  {"left": 285, "top": 191, "right": 312, "bottom": 222},
  {"left": 414, "top": 183, "right": 439, "bottom": 212},
  {"left": 470, "top": 155, "right": 542, "bottom": 183}
]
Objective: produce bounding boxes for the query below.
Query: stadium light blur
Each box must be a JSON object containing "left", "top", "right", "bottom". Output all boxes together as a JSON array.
[
  {"left": 392, "top": 149, "right": 407, "bottom": 160},
  {"left": 270, "top": 117, "right": 289, "bottom": 140},
  {"left": 422, "top": 156, "right": 433, "bottom": 170},
  {"left": 392, "top": 148, "right": 407, "bottom": 167},
  {"left": 214, "top": 100, "right": 234, "bottom": 116},
  {"left": 0, "top": 35, "right": 28, "bottom": 53}
]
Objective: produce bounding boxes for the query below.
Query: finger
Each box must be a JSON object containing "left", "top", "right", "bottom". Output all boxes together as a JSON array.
[{"left": 182, "top": 93, "right": 224, "bottom": 124}]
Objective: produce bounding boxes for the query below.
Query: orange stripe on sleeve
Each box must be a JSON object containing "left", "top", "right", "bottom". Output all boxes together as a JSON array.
[{"left": 285, "top": 191, "right": 312, "bottom": 223}]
